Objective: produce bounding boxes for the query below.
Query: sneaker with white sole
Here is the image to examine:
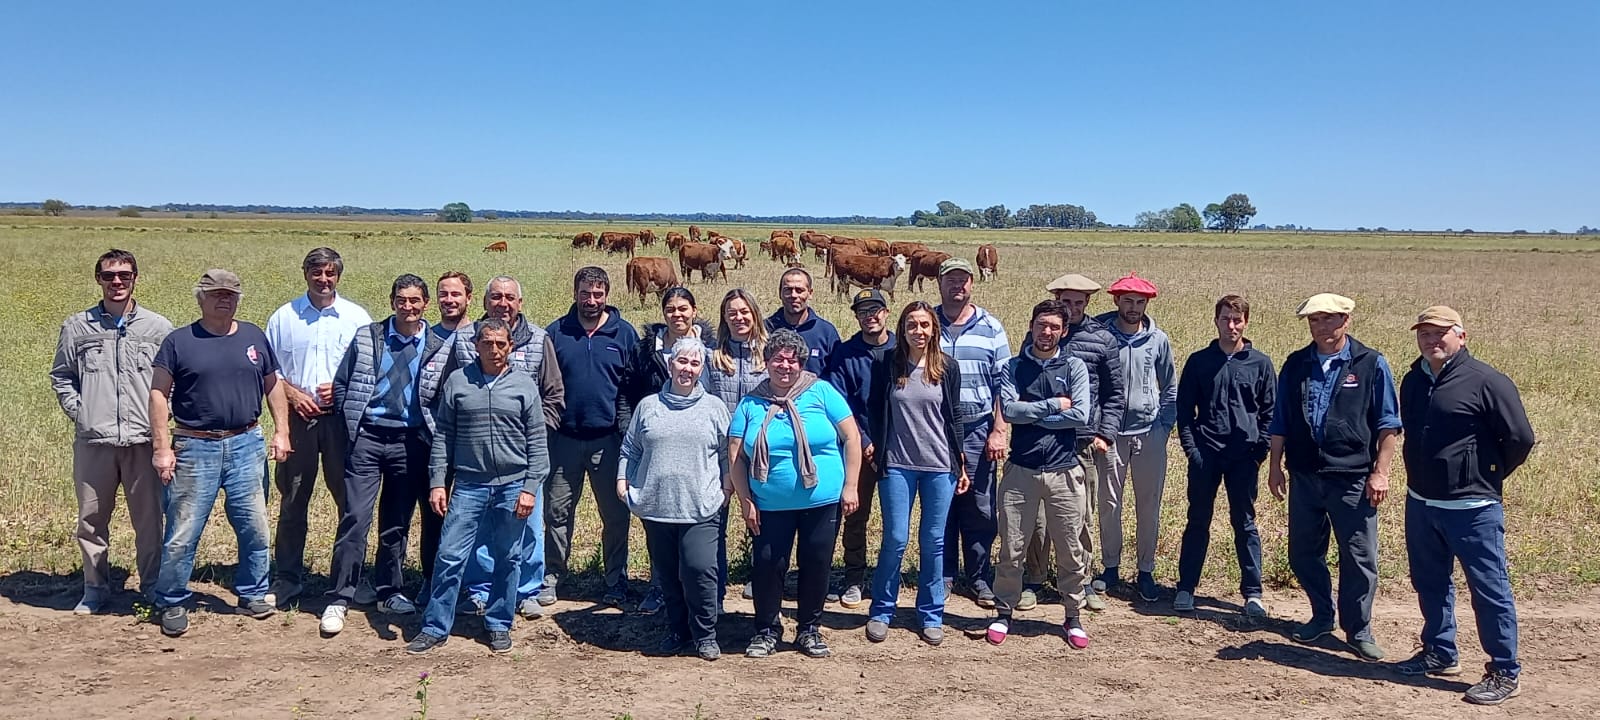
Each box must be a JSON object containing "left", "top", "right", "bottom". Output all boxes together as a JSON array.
[
  {"left": 320, "top": 604, "right": 348, "bottom": 635},
  {"left": 1464, "top": 671, "right": 1520, "bottom": 706},
  {"left": 1243, "top": 597, "right": 1269, "bottom": 618},
  {"left": 266, "top": 579, "right": 303, "bottom": 609},
  {"left": 1173, "top": 590, "right": 1195, "bottom": 612},
  {"left": 74, "top": 588, "right": 108, "bottom": 615},
  {"left": 839, "top": 585, "right": 864, "bottom": 609},
  {"left": 1081, "top": 587, "right": 1107, "bottom": 612},
  {"left": 378, "top": 595, "right": 417, "bottom": 615},
  {"left": 1017, "top": 587, "right": 1038, "bottom": 611},
  {"left": 457, "top": 594, "right": 487, "bottom": 617}
]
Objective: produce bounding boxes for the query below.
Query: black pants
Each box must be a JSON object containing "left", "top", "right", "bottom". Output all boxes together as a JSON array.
[
  {"left": 273, "top": 413, "right": 348, "bottom": 583},
  {"left": 326, "top": 425, "right": 428, "bottom": 603},
  {"left": 644, "top": 517, "right": 721, "bottom": 643},
  {"left": 752, "top": 504, "right": 840, "bottom": 636},
  {"left": 1176, "top": 453, "right": 1263, "bottom": 597},
  {"left": 839, "top": 462, "right": 881, "bottom": 587}
]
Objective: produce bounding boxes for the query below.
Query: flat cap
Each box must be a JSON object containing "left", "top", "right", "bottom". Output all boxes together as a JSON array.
[
  {"left": 1410, "top": 305, "right": 1464, "bottom": 331},
  {"left": 1046, "top": 273, "right": 1101, "bottom": 293},
  {"left": 1296, "top": 292, "right": 1355, "bottom": 317},
  {"left": 196, "top": 268, "right": 243, "bottom": 295}
]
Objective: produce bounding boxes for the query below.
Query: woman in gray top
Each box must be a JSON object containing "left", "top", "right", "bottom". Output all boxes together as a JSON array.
[
  {"left": 617, "top": 336, "right": 730, "bottom": 661},
  {"left": 864, "top": 301, "right": 968, "bottom": 646}
]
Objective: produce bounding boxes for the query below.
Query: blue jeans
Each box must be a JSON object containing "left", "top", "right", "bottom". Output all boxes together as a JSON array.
[
  {"left": 154, "top": 429, "right": 272, "bottom": 608},
  {"left": 1405, "top": 497, "right": 1520, "bottom": 677},
  {"left": 467, "top": 484, "right": 543, "bottom": 604},
  {"left": 944, "top": 418, "right": 997, "bottom": 585},
  {"left": 872, "top": 468, "right": 956, "bottom": 628},
  {"left": 421, "top": 483, "right": 525, "bottom": 636},
  {"left": 1287, "top": 471, "right": 1379, "bottom": 642}
]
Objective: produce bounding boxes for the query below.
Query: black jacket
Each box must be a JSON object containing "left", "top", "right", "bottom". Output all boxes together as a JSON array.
[
  {"left": 1400, "top": 349, "right": 1535, "bottom": 502},
  {"left": 628, "top": 320, "right": 715, "bottom": 406},
  {"left": 1063, "top": 316, "right": 1126, "bottom": 444},
  {"left": 1176, "top": 340, "right": 1276, "bottom": 463},
  {"left": 1279, "top": 336, "right": 1384, "bottom": 476},
  {"left": 821, "top": 331, "right": 895, "bottom": 449},
  {"left": 865, "top": 354, "right": 964, "bottom": 480}
]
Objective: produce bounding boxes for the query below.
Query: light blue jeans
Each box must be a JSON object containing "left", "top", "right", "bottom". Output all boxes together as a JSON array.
[
  {"left": 467, "top": 484, "right": 544, "bottom": 604},
  {"left": 421, "top": 483, "right": 524, "bottom": 636},
  {"left": 153, "top": 429, "right": 272, "bottom": 608},
  {"left": 871, "top": 468, "right": 956, "bottom": 628}
]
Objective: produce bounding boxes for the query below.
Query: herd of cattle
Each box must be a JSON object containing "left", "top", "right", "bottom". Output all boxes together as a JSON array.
[{"left": 552, "top": 225, "right": 999, "bottom": 306}]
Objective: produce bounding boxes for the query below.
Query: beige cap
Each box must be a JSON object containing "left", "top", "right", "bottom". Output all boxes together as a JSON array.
[
  {"left": 1411, "top": 305, "right": 1464, "bottom": 330},
  {"left": 1296, "top": 293, "right": 1354, "bottom": 317},
  {"left": 1046, "top": 273, "right": 1101, "bottom": 293},
  {"left": 196, "top": 269, "right": 243, "bottom": 295}
]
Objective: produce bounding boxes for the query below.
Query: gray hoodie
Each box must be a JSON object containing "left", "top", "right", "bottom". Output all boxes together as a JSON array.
[
  {"left": 1095, "top": 311, "right": 1177, "bottom": 436},
  {"left": 619, "top": 382, "right": 730, "bottom": 523}
]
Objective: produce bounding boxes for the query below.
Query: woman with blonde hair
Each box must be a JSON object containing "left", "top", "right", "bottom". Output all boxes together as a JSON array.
[{"left": 702, "top": 288, "right": 769, "bottom": 602}]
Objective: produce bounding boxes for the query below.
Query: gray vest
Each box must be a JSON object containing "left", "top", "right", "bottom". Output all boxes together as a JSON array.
[
  {"left": 341, "top": 321, "right": 452, "bottom": 443},
  {"left": 449, "top": 315, "right": 548, "bottom": 383}
]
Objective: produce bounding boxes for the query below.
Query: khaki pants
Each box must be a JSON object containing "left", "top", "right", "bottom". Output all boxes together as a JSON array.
[
  {"left": 73, "top": 441, "right": 164, "bottom": 593},
  {"left": 1024, "top": 441, "right": 1100, "bottom": 585},
  {"left": 994, "top": 461, "right": 1088, "bottom": 614},
  {"left": 1097, "top": 431, "right": 1169, "bottom": 574}
]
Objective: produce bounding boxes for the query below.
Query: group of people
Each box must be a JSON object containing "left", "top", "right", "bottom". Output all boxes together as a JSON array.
[{"left": 51, "top": 246, "right": 1535, "bottom": 705}]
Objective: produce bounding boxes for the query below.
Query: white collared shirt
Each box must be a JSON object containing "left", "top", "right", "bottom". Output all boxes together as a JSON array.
[{"left": 265, "top": 292, "right": 372, "bottom": 398}]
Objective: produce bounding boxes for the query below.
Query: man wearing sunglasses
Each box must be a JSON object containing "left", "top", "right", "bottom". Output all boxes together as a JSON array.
[{"left": 50, "top": 249, "right": 174, "bottom": 614}]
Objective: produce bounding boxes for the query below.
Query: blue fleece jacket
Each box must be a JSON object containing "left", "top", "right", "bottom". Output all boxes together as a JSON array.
[
  {"left": 765, "top": 308, "right": 841, "bottom": 376},
  {"left": 546, "top": 304, "right": 640, "bottom": 439}
]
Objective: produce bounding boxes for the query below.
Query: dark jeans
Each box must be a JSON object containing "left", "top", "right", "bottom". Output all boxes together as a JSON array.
[
  {"left": 644, "top": 517, "right": 721, "bottom": 643},
  {"left": 839, "top": 460, "right": 881, "bottom": 587},
  {"left": 326, "top": 425, "right": 428, "bottom": 604},
  {"left": 272, "top": 413, "right": 348, "bottom": 584},
  {"left": 1177, "top": 453, "right": 1263, "bottom": 597},
  {"left": 944, "top": 417, "right": 997, "bottom": 585},
  {"left": 1405, "top": 497, "right": 1520, "bottom": 677},
  {"left": 544, "top": 432, "right": 630, "bottom": 590},
  {"left": 752, "top": 504, "right": 840, "bottom": 636},
  {"left": 1288, "top": 471, "right": 1379, "bottom": 642}
]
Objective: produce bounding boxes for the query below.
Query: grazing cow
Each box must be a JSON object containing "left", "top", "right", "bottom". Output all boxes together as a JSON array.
[
  {"left": 484, "top": 241, "right": 508, "bottom": 252},
  {"left": 728, "top": 238, "right": 749, "bottom": 269},
  {"left": 770, "top": 229, "right": 795, "bottom": 242},
  {"left": 822, "top": 244, "right": 866, "bottom": 279},
  {"left": 599, "top": 231, "right": 638, "bottom": 257},
  {"left": 889, "top": 241, "right": 927, "bottom": 258},
  {"left": 861, "top": 237, "right": 890, "bottom": 256},
  {"left": 666, "top": 231, "right": 688, "bottom": 252},
  {"left": 832, "top": 253, "right": 910, "bottom": 300},
  {"left": 769, "top": 235, "right": 798, "bottom": 264},
  {"left": 638, "top": 228, "right": 657, "bottom": 246},
  {"left": 798, "top": 231, "right": 829, "bottom": 250},
  {"left": 688, "top": 225, "right": 702, "bottom": 243},
  {"left": 906, "top": 250, "right": 952, "bottom": 292},
  {"left": 976, "top": 244, "right": 999, "bottom": 281},
  {"left": 625, "top": 257, "right": 679, "bottom": 307},
  {"left": 572, "top": 232, "right": 596, "bottom": 249},
  {"left": 759, "top": 240, "right": 773, "bottom": 258},
  {"left": 679, "top": 240, "right": 734, "bottom": 284}
]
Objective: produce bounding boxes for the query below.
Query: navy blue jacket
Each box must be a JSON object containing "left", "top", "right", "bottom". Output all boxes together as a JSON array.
[
  {"left": 546, "top": 305, "right": 640, "bottom": 439},
  {"left": 1176, "top": 340, "right": 1277, "bottom": 463},
  {"left": 821, "top": 331, "right": 894, "bottom": 449},
  {"left": 765, "top": 309, "right": 841, "bottom": 376}
]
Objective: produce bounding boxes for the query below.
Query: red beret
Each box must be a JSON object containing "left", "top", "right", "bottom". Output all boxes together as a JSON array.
[{"left": 1108, "top": 272, "right": 1158, "bottom": 298}]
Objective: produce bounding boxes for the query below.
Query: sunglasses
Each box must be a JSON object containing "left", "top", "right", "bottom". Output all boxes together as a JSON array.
[{"left": 98, "top": 271, "right": 136, "bottom": 282}]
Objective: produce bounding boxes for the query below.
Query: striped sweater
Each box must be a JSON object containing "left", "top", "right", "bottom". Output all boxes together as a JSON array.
[{"left": 429, "top": 362, "right": 549, "bottom": 493}]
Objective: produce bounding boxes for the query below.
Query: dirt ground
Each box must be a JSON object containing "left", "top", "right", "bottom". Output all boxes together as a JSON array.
[{"left": 2, "top": 576, "right": 1596, "bottom": 720}]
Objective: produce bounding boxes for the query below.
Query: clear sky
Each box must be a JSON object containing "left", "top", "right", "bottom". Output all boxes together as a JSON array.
[{"left": 3, "top": 1, "right": 1595, "bottom": 230}]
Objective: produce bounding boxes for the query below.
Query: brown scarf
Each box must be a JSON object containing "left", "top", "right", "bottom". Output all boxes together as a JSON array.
[{"left": 749, "top": 371, "right": 821, "bottom": 488}]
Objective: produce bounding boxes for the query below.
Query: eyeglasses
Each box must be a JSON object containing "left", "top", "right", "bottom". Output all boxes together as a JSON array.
[{"left": 98, "top": 271, "right": 135, "bottom": 282}]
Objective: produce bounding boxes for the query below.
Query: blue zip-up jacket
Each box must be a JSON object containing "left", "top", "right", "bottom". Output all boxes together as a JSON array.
[
  {"left": 820, "top": 331, "right": 894, "bottom": 449},
  {"left": 765, "top": 308, "right": 841, "bottom": 376},
  {"left": 547, "top": 304, "right": 640, "bottom": 439},
  {"left": 1095, "top": 310, "right": 1177, "bottom": 436},
  {"left": 1001, "top": 347, "right": 1092, "bottom": 472}
]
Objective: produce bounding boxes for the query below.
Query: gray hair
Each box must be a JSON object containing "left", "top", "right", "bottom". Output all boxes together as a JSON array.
[
  {"left": 763, "top": 328, "right": 809, "bottom": 363},
  {"left": 669, "top": 336, "right": 708, "bottom": 364},
  {"left": 486, "top": 275, "right": 522, "bottom": 299},
  {"left": 302, "top": 247, "right": 344, "bottom": 275}
]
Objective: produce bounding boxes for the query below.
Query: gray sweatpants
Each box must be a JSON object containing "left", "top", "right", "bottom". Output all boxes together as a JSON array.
[
  {"left": 1096, "top": 430, "right": 1169, "bottom": 574},
  {"left": 74, "top": 441, "right": 165, "bottom": 593},
  {"left": 994, "top": 462, "right": 1088, "bottom": 615}
]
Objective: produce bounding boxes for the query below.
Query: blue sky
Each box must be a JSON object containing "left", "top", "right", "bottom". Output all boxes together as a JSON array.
[{"left": 3, "top": 1, "right": 1595, "bottom": 230}]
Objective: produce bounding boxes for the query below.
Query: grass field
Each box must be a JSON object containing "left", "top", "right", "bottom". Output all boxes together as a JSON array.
[{"left": 3, "top": 215, "right": 1598, "bottom": 598}]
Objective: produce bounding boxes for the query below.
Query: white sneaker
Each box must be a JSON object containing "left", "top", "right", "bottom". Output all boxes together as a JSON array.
[
  {"left": 320, "top": 604, "right": 348, "bottom": 635},
  {"left": 378, "top": 595, "right": 417, "bottom": 615},
  {"left": 1243, "top": 597, "right": 1269, "bottom": 618},
  {"left": 353, "top": 580, "right": 378, "bottom": 606},
  {"left": 1173, "top": 590, "right": 1195, "bottom": 612}
]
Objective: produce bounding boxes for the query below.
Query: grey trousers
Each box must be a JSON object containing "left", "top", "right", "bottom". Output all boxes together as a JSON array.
[
  {"left": 995, "top": 462, "right": 1088, "bottom": 615},
  {"left": 74, "top": 441, "right": 164, "bottom": 593},
  {"left": 543, "top": 432, "right": 631, "bottom": 589},
  {"left": 1096, "top": 430, "right": 1170, "bottom": 574},
  {"left": 272, "top": 413, "right": 348, "bottom": 583}
]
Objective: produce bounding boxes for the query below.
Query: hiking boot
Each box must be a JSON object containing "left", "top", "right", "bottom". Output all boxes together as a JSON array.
[
  {"left": 458, "top": 594, "right": 487, "bottom": 617},
  {"left": 653, "top": 632, "right": 691, "bottom": 657},
  {"left": 237, "top": 597, "right": 275, "bottom": 619},
  {"left": 839, "top": 584, "right": 864, "bottom": 609},
  {"left": 744, "top": 631, "right": 779, "bottom": 658},
  {"left": 1082, "top": 587, "right": 1106, "bottom": 612},
  {"left": 1464, "top": 671, "right": 1520, "bottom": 706},
  {"left": 1172, "top": 590, "right": 1195, "bottom": 612},
  {"left": 696, "top": 638, "right": 721, "bottom": 661},
  {"left": 638, "top": 587, "right": 665, "bottom": 615},
  {"left": 986, "top": 617, "right": 1010, "bottom": 646},
  {"left": 602, "top": 583, "right": 627, "bottom": 608},
  {"left": 378, "top": 594, "right": 417, "bottom": 615},
  {"left": 1348, "top": 638, "right": 1386, "bottom": 662},
  {"left": 1243, "top": 597, "right": 1269, "bottom": 618},
  {"left": 1064, "top": 618, "right": 1090, "bottom": 649},
  {"left": 865, "top": 619, "right": 889, "bottom": 643},
  {"left": 488, "top": 630, "right": 513, "bottom": 654},
  {"left": 1137, "top": 572, "right": 1160, "bottom": 602},
  {"left": 406, "top": 632, "right": 447, "bottom": 655},
  {"left": 1017, "top": 587, "right": 1038, "bottom": 611},
  {"left": 160, "top": 606, "right": 189, "bottom": 637},
  {"left": 266, "top": 579, "right": 303, "bottom": 609},
  {"left": 972, "top": 580, "right": 997, "bottom": 608},
  {"left": 517, "top": 597, "right": 545, "bottom": 620},
  {"left": 74, "top": 588, "right": 107, "bottom": 615},
  {"left": 320, "top": 603, "right": 348, "bottom": 635},
  {"left": 1396, "top": 649, "right": 1463, "bottom": 677},
  {"left": 1291, "top": 618, "right": 1336, "bottom": 644},
  {"left": 796, "top": 630, "right": 831, "bottom": 658},
  {"left": 920, "top": 626, "right": 944, "bottom": 646}
]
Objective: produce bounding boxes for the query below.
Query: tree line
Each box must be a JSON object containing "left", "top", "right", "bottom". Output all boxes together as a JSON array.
[
  {"left": 1133, "top": 194, "right": 1257, "bottom": 233},
  {"left": 901, "top": 200, "right": 1102, "bottom": 229}
]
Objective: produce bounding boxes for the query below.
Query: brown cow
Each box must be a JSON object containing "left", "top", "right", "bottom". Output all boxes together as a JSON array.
[
  {"left": 906, "top": 250, "right": 952, "bottom": 292},
  {"left": 729, "top": 238, "right": 748, "bottom": 269},
  {"left": 861, "top": 237, "right": 890, "bottom": 256},
  {"left": 769, "top": 235, "right": 798, "bottom": 264},
  {"left": 769, "top": 229, "right": 795, "bottom": 242},
  {"left": 821, "top": 243, "right": 864, "bottom": 278},
  {"left": 688, "top": 225, "right": 702, "bottom": 243},
  {"left": 665, "top": 231, "right": 688, "bottom": 252},
  {"left": 706, "top": 229, "right": 727, "bottom": 243},
  {"left": 679, "top": 240, "right": 734, "bottom": 284},
  {"left": 625, "top": 257, "right": 679, "bottom": 307},
  {"left": 799, "top": 230, "right": 831, "bottom": 250},
  {"left": 759, "top": 240, "right": 773, "bottom": 258},
  {"left": 976, "top": 244, "right": 999, "bottom": 281},
  {"left": 889, "top": 241, "right": 927, "bottom": 258},
  {"left": 638, "top": 228, "right": 657, "bottom": 247},
  {"left": 483, "top": 241, "right": 508, "bottom": 252},
  {"left": 599, "top": 231, "right": 638, "bottom": 257},
  {"left": 571, "top": 232, "right": 596, "bottom": 249},
  {"left": 832, "top": 253, "right": 910, "bottom": 300}
]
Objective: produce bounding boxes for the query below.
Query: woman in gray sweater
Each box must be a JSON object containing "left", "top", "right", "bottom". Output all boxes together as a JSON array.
[{"left": 617, "top": 336, "right": 730, "bottom": 661}]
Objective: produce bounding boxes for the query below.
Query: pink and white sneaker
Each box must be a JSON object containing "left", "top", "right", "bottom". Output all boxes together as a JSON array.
[
  {"left": 986, "top": 618, "right": 1010, "bottom": 646},
  {"left": 1064, "top": 622, "right": 1090, "bottom": 649}
]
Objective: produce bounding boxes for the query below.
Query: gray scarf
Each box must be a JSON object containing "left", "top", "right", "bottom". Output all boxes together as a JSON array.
[
  {"left": 659, "top": 377, "right": 706, "bottom": 411},
  {"left": 749, "top": 371, "right": 820, "bottom": 488}
]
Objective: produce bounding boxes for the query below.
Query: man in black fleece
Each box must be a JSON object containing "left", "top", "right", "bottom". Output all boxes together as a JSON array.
[{"left": 1172, "top": 295, "right": 1275, "bottom": 616}]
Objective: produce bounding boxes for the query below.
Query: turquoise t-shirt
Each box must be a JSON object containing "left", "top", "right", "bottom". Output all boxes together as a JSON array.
[{"left": 730, "top": 381, "right": 852, "bottom": 511}]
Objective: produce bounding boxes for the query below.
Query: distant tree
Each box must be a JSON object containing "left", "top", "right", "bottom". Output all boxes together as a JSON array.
[
  {"left": 1169, "top": 203, "right": 1203, "bottom": 232},
  {"left": 1134, "top": 210, "right": 1169, "bottom": 230},
  {"left": 1546, "top": 229, "right": 1561, "bottom": 235},
  {"left": 481, "top": 210, "right": 499, "bottom": 221},
  {"left": 1203, "top": 203, "right": 1225, "bottom": 230},
  {"left": 893, "top": 217, "right": 907, "bottom": 227},
  {"left": 42, "top": 198, "right": 69, "bottom": 216},
  {"left": 1511, "top": 229, "right": 1529, "bottom": 235},
  {"left": 935, "top": 200, "right": 961, "bottom": 217},
  {"left": 983, "top": 204, "right": 1010, "bottom": 228},
  {"left": 438, "top": 202, "right": 472, "bottom": 223},
  {"left": 117, "top": 206, "right": 142, "bottom": 218}
]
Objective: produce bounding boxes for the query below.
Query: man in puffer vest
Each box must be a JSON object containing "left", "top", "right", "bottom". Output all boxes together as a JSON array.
[
  {"left": 321, "top": 274, "right": 455, "bottom": 635},
  {"left": 1267, "top": 293, "right": 1401, "bottom": 663}
]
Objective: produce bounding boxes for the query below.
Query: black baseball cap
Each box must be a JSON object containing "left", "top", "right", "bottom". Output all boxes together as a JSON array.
[{"left": 850, "top": 288, "right": 888, "bottom": 313}]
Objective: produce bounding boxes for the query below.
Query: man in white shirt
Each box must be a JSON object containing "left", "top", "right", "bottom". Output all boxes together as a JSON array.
[{"left": 264, "top": 247, "right": 373, "bottom": 605}]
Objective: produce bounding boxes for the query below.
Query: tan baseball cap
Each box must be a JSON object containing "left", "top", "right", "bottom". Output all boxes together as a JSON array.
[
  {"left": 1046, "top": 273, "right": 1101, "bottom": 293},
  {"left": 1410, "top": 305, "right": 1463, "bottom": 330},
  {"left": 1296, "top": 292, "right": 1354, "bottom": 317},
  {"left": 196, "top": 268, "right": 243, "bottom": 295}
]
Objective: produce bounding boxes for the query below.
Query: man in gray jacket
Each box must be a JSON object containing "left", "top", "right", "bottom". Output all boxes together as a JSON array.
[
  {"left": 50, "top": 249, "right": 173, "bottom": 613},
  {"left": 1094, "top": 273, "right": 1177, "bottom": 603}
]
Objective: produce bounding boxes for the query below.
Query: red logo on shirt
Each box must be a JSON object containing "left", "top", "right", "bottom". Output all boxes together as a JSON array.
[
  {"left": 246, "top": 345, "right": 260, "bottom": 364},
  {"left": 1342, "top": 373, "right": 1359, "bottom": 388}
]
